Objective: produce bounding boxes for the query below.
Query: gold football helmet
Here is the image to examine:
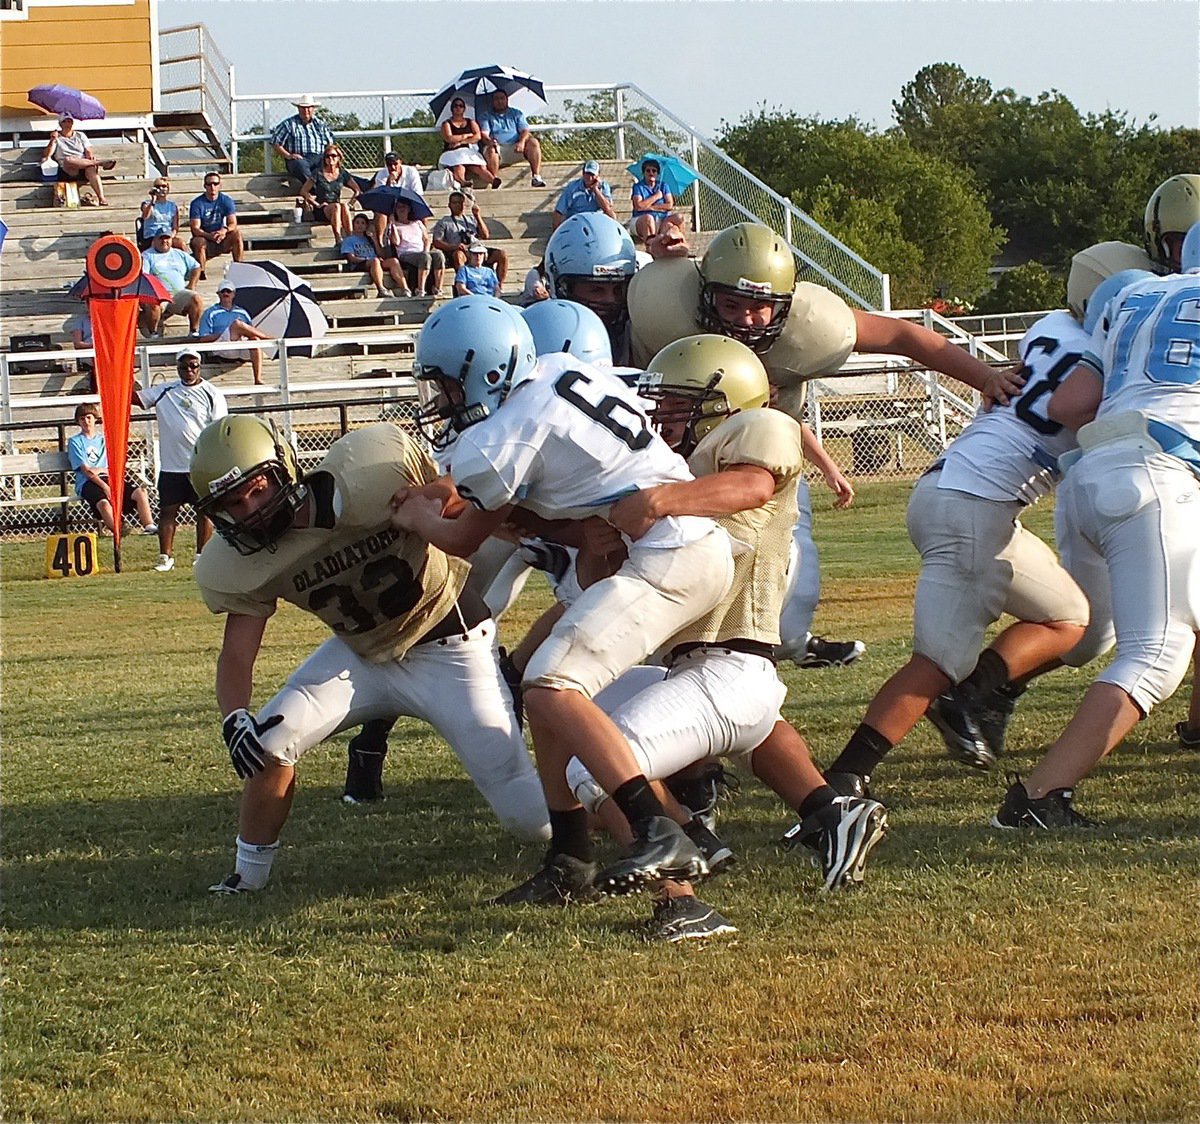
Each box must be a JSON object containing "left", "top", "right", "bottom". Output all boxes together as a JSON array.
[
  {"left": 639, "top": 334, "right": 770, "bottom": 455},
  {"left": 1066, "top": 241, "right": 1156, "bottom": 322},
  {"left": 190, "top": 415, "right": 305, "bottom": 554},
  {"left": 1144, "top": 174, "right": 1200, "bottom": 272},
  {"left": 699, "top": 223, "right": 796, "bottom": 353}
]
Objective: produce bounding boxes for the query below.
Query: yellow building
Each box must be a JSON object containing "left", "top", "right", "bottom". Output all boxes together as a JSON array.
[{"left": 0, "top": 0, "right": 159, "bottom": 130}]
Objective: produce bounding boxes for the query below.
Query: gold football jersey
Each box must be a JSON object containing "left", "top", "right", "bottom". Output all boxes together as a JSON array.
[
  {"left": 194, "top": 423, "right": 469, "bottom": 663},
  {"left": 669, "top": 409, "right": 804, "bottom": 647}
]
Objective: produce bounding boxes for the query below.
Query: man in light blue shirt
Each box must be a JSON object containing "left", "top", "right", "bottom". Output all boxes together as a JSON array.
[
  {"left": 195, "top": 280, "right": 273, "bottom": 384},
  {"left": 454, "top": 244, "right": 500, "bottom": 297},
  {"left": 552, "top": 160, "right": 616, "bottom": 230},
  {"left": 477, "top": 90, "right": 546, "bottom": 189},
  {"left": 140, "top": 231, "right": 203, "bottom": 335}
]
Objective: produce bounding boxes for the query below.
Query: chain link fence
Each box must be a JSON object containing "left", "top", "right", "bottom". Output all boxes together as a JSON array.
[{"left": 0, "top": 395, "right": 422, "bottom": 541}]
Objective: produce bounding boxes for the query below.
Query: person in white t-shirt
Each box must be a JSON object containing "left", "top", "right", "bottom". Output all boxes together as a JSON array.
[{"left": 136, "top": 348, "right": 228, "bottom": 572}]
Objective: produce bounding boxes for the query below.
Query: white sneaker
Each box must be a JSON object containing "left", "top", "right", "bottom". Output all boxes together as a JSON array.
[
  {"left": 153, "top": 553, "right": 174, "bottom": 572},
  {"left": 143, "top": 523, "right": 158, "bottom": 535}
]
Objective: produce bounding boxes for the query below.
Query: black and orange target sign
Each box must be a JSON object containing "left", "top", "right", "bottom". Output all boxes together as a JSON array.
[{"left": 86, "top": 235, "right": 142, "bottom": 290}]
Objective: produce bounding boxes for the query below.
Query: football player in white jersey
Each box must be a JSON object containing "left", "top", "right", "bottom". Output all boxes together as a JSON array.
[
  {"left": 188, "top": 416, "right": 549, "bottom": 893},
  {"left": 556, "top": 336, "right": 886, "bottom": 938},
  {"left": 818, "top": 249, "right": 1149, "bottom": 794},
  {"left": 627, "top": 222, "right": 1023, "bottom": 670},
  {"left": 993, "top": 229, "right": 1200, "bottom": 827},
  {"left": 392, "top": 296, "right": 736, "bottom": 903}
]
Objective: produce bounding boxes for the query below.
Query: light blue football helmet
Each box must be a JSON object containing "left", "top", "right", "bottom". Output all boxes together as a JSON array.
[
  {"left": 413, "top": 296, "right": 537, "bottom": 449},
  {"left": 544, "top": 213, "right": 637, "bottom": 331},
  {"left": 1083, "top": 269, "right": 1155, "bottom": 334},
  {"left": 521, "top": 299, "right": 613, "bottom": 365},
  {"left": 1180, "top": 220, "right": 1200, "bottom": 274}
]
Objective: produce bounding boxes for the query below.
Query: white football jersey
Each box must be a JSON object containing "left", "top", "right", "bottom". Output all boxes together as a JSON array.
[
  {"left": 1086, "top": 272, "right": 1200, "bottom": 457},
  {"left": 449, "top": 353, "right": 716, "bottom": 549},
  {"left": 937, "top": 310, "right": 1088, "bottom": 504}
]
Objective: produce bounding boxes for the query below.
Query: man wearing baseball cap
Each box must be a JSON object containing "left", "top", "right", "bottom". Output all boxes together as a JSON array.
[
  {"left": 194, "top": 280, "right": 273, "bottom": 385},
  {"left": 453, "top": 243, "right": 500, "bottom": 297},
  {"left": 40, "top": 114, "right": 115, "bottom": 205},
  {"left": 136, "top": 348, "right": 228, "bottom": 572},
  {"left": 270, "top": 95, "right": 335, "bottom": 186},
  {"left": 551, "top": 159, "right": 615, "bottom": 230}
]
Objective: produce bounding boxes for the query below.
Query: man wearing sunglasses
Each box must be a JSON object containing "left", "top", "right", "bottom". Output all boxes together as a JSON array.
[
  {"left": 189, "top": 174, "right": 244, "bottom": 276},
  {"left": 136, "top": 348, "right": 228, "bottom": 572}
]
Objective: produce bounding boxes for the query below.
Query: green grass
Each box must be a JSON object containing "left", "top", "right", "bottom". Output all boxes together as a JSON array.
[{"left": 3, "top": 483, "right": 1198, "bottom": 1122}]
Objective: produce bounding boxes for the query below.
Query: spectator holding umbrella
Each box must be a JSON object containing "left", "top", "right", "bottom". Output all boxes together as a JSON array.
[
  {"left": 340, "top": 212, "right": 408, "bottom": 299},
  {"left": 382, "top": 196, "right": 443, "bottom": 298},
  {"left": 298, "top": 144, "right": 359, "bottom": 243},
  {"left": 41, "top": 114, "right": 112, "bottom": 206}
]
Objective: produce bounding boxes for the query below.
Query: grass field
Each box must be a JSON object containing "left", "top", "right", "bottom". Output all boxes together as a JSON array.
[{"left": 3, "top": 482, "right": 1198, "bottom": 1122}]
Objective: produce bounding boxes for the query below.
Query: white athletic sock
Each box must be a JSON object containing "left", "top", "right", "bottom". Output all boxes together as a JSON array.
[{"left": 234, "top": 836, "right": 279, "bottom": 890}]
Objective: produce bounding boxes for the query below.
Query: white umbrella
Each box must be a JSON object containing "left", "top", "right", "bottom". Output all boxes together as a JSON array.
[{"left": 222, "top": 260, "right": 328, "bottom": 358}]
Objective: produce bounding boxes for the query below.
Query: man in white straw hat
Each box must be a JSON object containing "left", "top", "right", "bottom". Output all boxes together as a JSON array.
[{"left": 270, "top": 95, "right": 335, "bottom": 186}]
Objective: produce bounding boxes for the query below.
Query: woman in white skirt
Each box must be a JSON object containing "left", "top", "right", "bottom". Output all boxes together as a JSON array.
[{"left": 439, "top": 98, "right": 491, "bottom": 189}]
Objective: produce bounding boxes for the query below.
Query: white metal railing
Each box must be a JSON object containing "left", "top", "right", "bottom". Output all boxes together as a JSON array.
[
  {"left": 227, "top": 81, "right": 889, "bottom": 311},
  {"left": 159, "top": 24, "right": 234, "bottom": 149}
]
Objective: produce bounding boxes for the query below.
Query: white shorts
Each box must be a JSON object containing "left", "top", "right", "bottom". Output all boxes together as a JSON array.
[
  {"left": 906, "top": 472, "right": 1089, "bottom": 682},
  {"left": 1055, "top": 495, "right": 1116, "bottom": 668},
  {"left": 566, "top": 648, "right": 785, "bottom": 812},
  {"left": 523, "top": 529, "right": 735, "bottom": 697},
  {"left": 1058, "top": 442, "right": 1200, "bottom": 713},
  {"left": 250, "top": 621, "right": 549, "bottom": 841}
]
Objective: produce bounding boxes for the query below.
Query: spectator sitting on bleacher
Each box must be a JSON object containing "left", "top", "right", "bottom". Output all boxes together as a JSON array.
[
  {"left": 41, "top": 114, "right": 113, "bottom": 206},
  {"left": 478, "top": 90, "right": 546, "bottom": 189},
  {"left": 66, "top": 402, "right": 156, "bottom": 536},
  {"left": 371, "top": 150, "right": 424, "bottom": 194},
  {"left": 299, "top": 145, "right": 359, "bottom": 243},
  {"left": 383, "top": 197, "right": 443, "bottom": 298},
  {"left": 454, "top": 244, "right": 499, "bottom": 297},
  {"left": 551, "top": 160, "right": 615, "bottom": 230},
  {"left": 140, "top": 232, "right": 203, "bottom": 336},
  {"left": 271, "top": 95, "right": 334, "bottom": 187},
  {"left": 189, "top": 172, "right": 244, "bottom": 275},
  {"left": 520, "top": 257, "right": 550, "bottom": 306},
  {"left": 194, "top": 280, "right": 273, "bottom": 385},
  {"left": 138, "top": 177, "right": 184, "bottom": 250},
  {"left": 431, "top": 190, "right": 508, "bottom": 289},
  {"left": 341, "top": 213, "right": 407, "bottom": 299},
  {"left": 438, "top": 99, "right": 490, "bottom": 189},
  {"left": 629, "top": 158, "right": 674, "bottom": 244}
]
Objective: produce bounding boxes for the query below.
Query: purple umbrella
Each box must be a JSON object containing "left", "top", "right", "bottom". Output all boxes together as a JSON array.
[{"left": 28, "top": 84, "right": 107, "bottom": 121}]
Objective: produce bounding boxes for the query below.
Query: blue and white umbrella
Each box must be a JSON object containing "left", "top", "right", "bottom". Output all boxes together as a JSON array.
[
  {"left": 222, "top": 260, "right": 327, "bottom": 358},
  {"left": 357, "top": 185, "right": 432, "bottom": 223},
  {"left": 429, "top": 65, "right": 546, "bottom": 123},
  {"left": 626, "top": 153, "right": 700, "bottom": 199}
]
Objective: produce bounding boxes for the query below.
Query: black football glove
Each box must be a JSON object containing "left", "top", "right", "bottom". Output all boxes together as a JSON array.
[{"left": 221, "top": 709, "right": 285, "bottom": 779}]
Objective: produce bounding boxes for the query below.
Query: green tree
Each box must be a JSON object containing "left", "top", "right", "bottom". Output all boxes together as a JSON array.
[
  {"left": 974, "top": 261, "right": 1064, "bottom": 315},
  {"left": 891, "top": 62, "right": 995, "bottom": 168},
  {"left": 717, "top": 110, "right": 1003, "bottom": 306}
]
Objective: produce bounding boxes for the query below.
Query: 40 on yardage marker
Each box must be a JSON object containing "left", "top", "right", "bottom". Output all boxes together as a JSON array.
[{"left": 45, "top": 533, "right": 101, "bottom": 579}]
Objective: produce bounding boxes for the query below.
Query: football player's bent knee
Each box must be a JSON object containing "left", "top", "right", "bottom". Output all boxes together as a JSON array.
[{"left": 1097, "top": 623, "right": 1196, "bottom": 713}]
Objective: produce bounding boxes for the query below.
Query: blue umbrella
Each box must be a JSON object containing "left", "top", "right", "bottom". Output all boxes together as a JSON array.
[
  {"left": 626, "top": 153, "right": 699, "bottom": 199},
  {"left": 28, "top": 83, "right": 106, "bottom": 121},
  {"left": 429, "top": 65, "right": 546, "bottom": 122},
  {"left": 357, "top": 185, "right": 432, "bottom": 222}
]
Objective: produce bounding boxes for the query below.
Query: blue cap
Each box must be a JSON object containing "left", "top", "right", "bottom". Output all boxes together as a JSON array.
[{"left": 583, "top": 160, "right": 600, "bottom": 175}]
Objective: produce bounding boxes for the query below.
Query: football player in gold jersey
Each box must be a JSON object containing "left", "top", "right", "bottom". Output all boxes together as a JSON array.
[{"left": 189, "top": 416, "right": 549, "bottom": 893}]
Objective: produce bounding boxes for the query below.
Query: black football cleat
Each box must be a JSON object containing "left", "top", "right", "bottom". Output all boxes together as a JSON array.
[
  {"left": 991, "top": 777, "right": 1099, "bottom": 830},
  {"left": 683, "top": 818, "right": 736, "bottom": 876},
  {"left": 596, "top": 816, "right": 708, "bottom": 896},
  {"left": 1176, "top": 721, "right": 1200, "bottom": 750},
  {"left": 490, "top": 851, "right": 598, "bottom": 906},
  {"left": 782, "top": 795, "right": 888, "bottom": 890},
  {"left": 343, "top": 720, "right": 391, "bottom": 803},
  {"left": 823, "top": 770, "right": 872, "bottom": 800},
  {"left": 646, "top": 895, "right": 737, "bottom": 942},
  {"left": 927, "top": 690, "right": 994, "bottom": 770},
  {"left": 796, "top": 635, "right": 866, "bottom": 669}
]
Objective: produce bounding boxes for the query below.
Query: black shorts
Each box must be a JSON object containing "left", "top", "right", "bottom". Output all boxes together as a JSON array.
[
  {"left": 79, "top": 476, "right": 141, "bottom": 517},
  {"left": 157, "top": 470, "right": 199, "bottom": 507}
]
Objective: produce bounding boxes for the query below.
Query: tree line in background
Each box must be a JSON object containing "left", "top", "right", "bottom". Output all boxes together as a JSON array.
[{"left": 717, "top": 62, "right": 1200, "bottom": 312}]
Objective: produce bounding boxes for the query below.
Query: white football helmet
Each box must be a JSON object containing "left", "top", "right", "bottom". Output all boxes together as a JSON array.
[
  {"left": 1066, "top": 241, "right": 1156, "bottom": 322},
  {"left": 1144, "top": 174, "right": 1200, "bottom": 272}
]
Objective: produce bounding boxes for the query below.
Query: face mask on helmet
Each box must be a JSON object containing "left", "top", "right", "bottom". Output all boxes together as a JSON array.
[
  {"left": 1144, "top": 174, "right": 1200, "bottom": 272},
  {"left": 638, "top": 334, "right": 769, "bottom": 456},
  {"left": 190, "top": 417, "right": 305, "bottom": 555},
  {"left": 545, "top": 214, "right": 637, "bottom": 334},
  {"left": 699, "top": 223, "right": 796, "bottom": 353},
  {"left": 522, "top": 299, "right": 614, "bottom": 365},
  {"left": 413, "top": 296, "right": 537, "bottom": 448}
]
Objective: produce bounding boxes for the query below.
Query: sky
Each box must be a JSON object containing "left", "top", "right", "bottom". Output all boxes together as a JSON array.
[{"left": 160, "top": 0, "right": 1200, "bottom": 137}]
